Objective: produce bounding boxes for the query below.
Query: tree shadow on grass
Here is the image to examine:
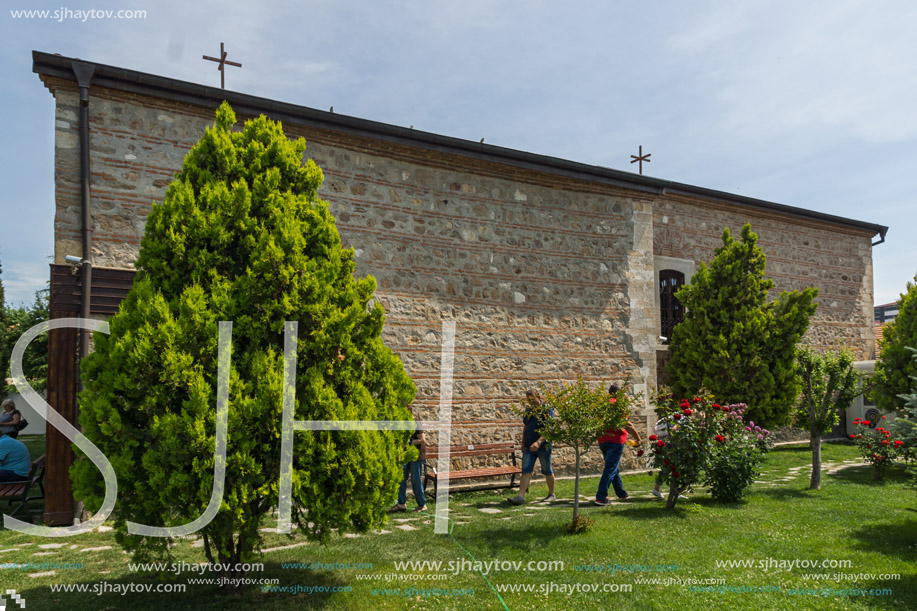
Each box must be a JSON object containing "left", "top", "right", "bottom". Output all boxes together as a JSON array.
[
  {"left": 753, "top": 486, "right": 818, "bottom": 501},
  {"left": 858, "top": 573, "right": 917, "bottom": 609},
  {"left": 772, "top": 445, "right": 812, "bottom": 454},
  {"left": 826, "top": 464, "right": 911, "bottom": 486},
  {"left": 609, "top": 501, "right": 697, "bottom": 521},
  {"left": 454, "top": 522, "right": 567, "bottom": 557},
  {"left": 847, "top": 519, "right": 917, "bottom": 564},
  {"left": 14, "top": 561, "right": 350, "bottom": 611}
]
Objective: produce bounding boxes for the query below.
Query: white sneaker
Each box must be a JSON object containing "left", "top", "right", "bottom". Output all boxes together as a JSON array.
[
  {"left": 651, "top": 489, "right": 664, "bottom": 499},
  {"left": 541, "top": 494, "right": 557, "bottom": 502}
]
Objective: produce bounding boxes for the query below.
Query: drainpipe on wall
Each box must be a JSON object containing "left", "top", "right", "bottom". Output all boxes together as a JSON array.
[
  {"left": 72, "top": 59, "right": 95, "bottom": 525},
  {"left": 72, "top": 60, "right": 95, "bottom": 374}
]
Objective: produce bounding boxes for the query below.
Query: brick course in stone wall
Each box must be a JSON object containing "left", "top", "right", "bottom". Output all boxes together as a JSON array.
[{"left": 41, "top": 75, "right": 877, "bottom": 475}]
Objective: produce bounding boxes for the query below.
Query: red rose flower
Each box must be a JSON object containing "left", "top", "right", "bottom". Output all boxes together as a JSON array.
[
  {"left": 672, "top": 471, "right": 680, "bottom": 478},
  {"left": 881, "top": 440, "right": 889, "bottom": 446},
  {"left": 867, "top": 444, "right": 871, "bottom": 449},
  {"left": 848, "top": 435, "right": 856, "bottom": 439},
  {"left": 663, "top": 458, "right": 671, "bottom": 466},
  {"left": 873, "top": 454, "right": 879, "bottom": 459},
  {"left": 715, "top": 435, "right": 725, "bottom": 443},
  {"left": 636, "top": 450, "right": 644, "bottom": 457},
  {"left": 656, "top": 440, "right": 666, "bottom": 448},
  {"left": 649, "top": 434, "right": 658, "bottom": 441},
  {"left": 894, "top": 440, "right": 904, "bottom": 447},
  {"left": 712, "top": 404, "right": 721, "bottom": 410},
  {"left": 609, "top": 397, "right": 617, "bottom": 403},
  {"left": 692, "top": 397, "right": 701, "bottom": 404},
  {"left": 683, "top": 409, "right": 693, "bottom": 416},
  {"left": 673, "top": 413, "right": 682, "bottom": 421}
]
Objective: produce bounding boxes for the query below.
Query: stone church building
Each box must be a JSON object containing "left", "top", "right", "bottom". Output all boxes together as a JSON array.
[{"left": 31, "top": 51, "right": 886, "bottom": 525}]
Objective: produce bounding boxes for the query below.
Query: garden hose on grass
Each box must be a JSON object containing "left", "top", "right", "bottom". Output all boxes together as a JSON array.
[{"left": 438, "top": 515, "right": 511, "bottom": 611}]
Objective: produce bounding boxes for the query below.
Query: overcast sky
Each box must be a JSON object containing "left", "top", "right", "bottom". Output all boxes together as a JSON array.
[{"left": 1, "top": 0, "right": 914, "bottom": 307}]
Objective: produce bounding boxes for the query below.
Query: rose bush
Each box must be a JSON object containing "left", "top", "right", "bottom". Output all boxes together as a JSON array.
[
  {"left": 649, "top": 392, "right": 771, "bottom": 507},
  {"left": 705, "top": 403, "right": 772, "bottom": 502},
  {"left": 851, "top": 417, "right": 903, "bottom": 480}
]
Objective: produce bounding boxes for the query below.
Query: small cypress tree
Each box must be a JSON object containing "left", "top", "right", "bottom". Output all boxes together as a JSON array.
[
  {"left": 668, "top": 224, "right": 818, "bottom": 428},
  {"left": 73, "top": 103, "right": 416, "bottom": 587},
  {"left": 874, "top": 275, "right": 917, "bottom": 412}
]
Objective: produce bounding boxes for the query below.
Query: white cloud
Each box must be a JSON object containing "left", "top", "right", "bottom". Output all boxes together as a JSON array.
[{"left": 2, "top": 260, "right": 49, "bottom": 306}]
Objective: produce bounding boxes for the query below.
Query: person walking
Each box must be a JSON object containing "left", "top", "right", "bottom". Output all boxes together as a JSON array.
[
  {"left": 508, "top": 390, "right": 556, "bottom": 505},
  {"left": 391, "top": 413, "right": 428, "bottom": 513},
  {"left": 595, "top": 384, "right": 643, "bottom": 505}
]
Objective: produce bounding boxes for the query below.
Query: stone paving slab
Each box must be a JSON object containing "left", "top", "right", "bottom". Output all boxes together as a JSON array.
[{"left": 28, "top": 571, "right": 56, "bottom": 578}]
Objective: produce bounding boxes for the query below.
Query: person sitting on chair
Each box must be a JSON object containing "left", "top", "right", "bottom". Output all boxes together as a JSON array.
[{"left": 0, "top": 430, "right": 31, "bottom": 482}]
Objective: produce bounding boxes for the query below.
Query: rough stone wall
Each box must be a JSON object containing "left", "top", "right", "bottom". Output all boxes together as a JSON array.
[
  {"left": 653, "top": 197, "right": 875, "bottom": 360},
  {"left": 45, "top": 78, "right": 658, "bottom": 475},
  {"left": 44, "top": 75, "right": 877, "bottom": 475}
]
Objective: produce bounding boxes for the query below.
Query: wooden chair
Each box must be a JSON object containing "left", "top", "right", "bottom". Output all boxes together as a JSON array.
[
  {"left": 423, "top": 443, "right": 521, "bottom": 498},
  {"left": 0, "top": 454, "right": 46, "bottom": 523}
]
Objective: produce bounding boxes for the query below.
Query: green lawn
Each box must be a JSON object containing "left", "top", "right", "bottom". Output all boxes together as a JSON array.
[{"left": 1, "top": 441, "right": 914, "bottom": 610}]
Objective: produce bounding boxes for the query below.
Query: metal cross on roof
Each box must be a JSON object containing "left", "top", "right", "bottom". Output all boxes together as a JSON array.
[
  {"left": 630, "top": 145, "right": 651, "bottom": 175},
  {"left": 202, "top": 42, "right": 241, "bottom": 89}
]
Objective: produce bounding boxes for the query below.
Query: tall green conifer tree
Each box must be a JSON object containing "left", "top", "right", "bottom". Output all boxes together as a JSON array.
[
  {"left": 668, "top": 224, "right": 818, "bottom": 428},
  {"left": 73, "top": 103, "right": 416, "bottom": 583}
]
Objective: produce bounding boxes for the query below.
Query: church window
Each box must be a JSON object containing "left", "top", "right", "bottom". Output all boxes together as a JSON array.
[{"left": 659, "top": 269, "right": 685, "bottom": 344}]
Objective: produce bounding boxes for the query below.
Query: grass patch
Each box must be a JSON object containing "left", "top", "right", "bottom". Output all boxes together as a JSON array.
[{"left": 1, "top": 441, "right": 913, "bottom": 610}]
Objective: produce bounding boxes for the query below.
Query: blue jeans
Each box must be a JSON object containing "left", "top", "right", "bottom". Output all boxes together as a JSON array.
[
  {"left": 398, "top": 461, "right": 426, "bottom": 508},
  {"left": 596, "top": 441, "right": 627, "bottom": 501},
  {"left": 521, "top": 446, "right": 553, "bottom": 475}
]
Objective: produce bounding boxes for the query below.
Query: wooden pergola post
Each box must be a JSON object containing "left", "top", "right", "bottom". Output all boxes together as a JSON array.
[{"left": 44, "top": 264, "right": 135, "bottom": 526}]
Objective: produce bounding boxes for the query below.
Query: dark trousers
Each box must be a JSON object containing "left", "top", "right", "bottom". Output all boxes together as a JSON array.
[
  {"left": 596, "top": 441, "right": 627, "bottom": 501},
  {"left": 0, "top": 469, "right": 28, "bottom": 482},
  {"left": 397, "top": 460, "right": 426, "bottom": 508}
]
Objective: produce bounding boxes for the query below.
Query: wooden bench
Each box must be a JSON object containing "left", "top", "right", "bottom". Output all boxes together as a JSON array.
[
  {"left": 423, "top": 443, "right": 521, "bottom": 498},
  {"left": 0, "top": 454, "right": 46, "bottom": 523}
]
